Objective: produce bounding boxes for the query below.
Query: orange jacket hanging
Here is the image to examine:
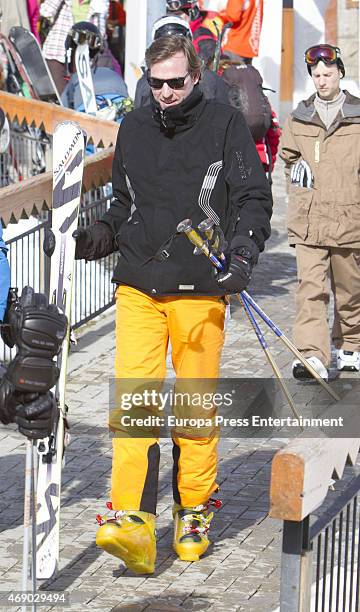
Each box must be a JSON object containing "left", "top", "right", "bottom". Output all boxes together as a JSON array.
[{"left": 222, "top": 0, "right": 263, "bottom": 59}]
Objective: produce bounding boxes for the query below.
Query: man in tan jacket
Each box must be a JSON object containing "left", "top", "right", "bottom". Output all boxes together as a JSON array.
[{"left": 280, "top": 44, "right": 360, "bottom": 381}]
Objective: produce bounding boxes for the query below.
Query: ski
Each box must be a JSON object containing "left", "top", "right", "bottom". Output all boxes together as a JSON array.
[
  {"left": 9, "top": 26, "right": 61, "bottom": 104},
  {"left": 36, "top": 122, "right": 85, "bottom": 580},
  {"left": 75, "top": 43, "right": 97, "bottom": 113}
]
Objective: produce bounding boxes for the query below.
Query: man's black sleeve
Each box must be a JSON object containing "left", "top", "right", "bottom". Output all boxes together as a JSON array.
[
  {"left": 75, "top": 124, "right": 133, "bottom": 260},
  {"left": 224, "top": 110, "right": 273, "bottom": 251},
  {"left": 99, "top": 124, "right": 133, "bottom": 233}
]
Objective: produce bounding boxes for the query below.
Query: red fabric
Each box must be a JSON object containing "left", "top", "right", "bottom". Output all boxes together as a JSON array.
[
  {"left": 27, "top": 0, "right": 41, "bottom": 43},
  {"left": 190, "top": 16, "right": 216, "bottom": 57},
  {"left": 190, "top": 16, "right": 203, "bottom": 33},
  {"left": 108, "top": 1, "right": 126, "bottom": 27},
  {"left": 255, "top": 110, "right": 281, "bottom": 172}
]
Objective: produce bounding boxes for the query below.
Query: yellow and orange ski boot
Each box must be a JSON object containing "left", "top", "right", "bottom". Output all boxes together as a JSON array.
[
  {"left": 173, "top": 498, "right": 222, "bottom": 562},
  {"left": 96, "top": 502, "right": 156, "bottom": 574}
]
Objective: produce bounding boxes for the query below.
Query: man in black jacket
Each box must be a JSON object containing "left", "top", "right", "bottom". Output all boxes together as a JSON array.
[{"left": 74, "top": 35, "right": 272, "bottom": 575}]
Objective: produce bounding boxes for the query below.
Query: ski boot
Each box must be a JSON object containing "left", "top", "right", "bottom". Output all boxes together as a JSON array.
[
  {"left": 337, "top": 350, "right": 360, "bottom": 372},
  {"left": 173, "top": 498, "right": 222, "bottom": 562},
  {"left": 96, "top": 502, "right": 156, "bottom": 574}
]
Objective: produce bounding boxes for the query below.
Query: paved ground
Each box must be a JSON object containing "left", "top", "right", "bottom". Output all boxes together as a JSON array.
[{"left": 0, "top": 162, "right": 359, "bottom": 612}]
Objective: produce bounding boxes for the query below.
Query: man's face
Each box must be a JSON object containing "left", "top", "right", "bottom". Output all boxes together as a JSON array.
[
  {"left": 149, "top": 51, "right": 199, "bottom": 110},
  {"left": 311, "top": 61, "right": 341, "bottom": 101}
]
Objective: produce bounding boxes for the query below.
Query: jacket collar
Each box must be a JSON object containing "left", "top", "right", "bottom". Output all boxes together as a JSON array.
[
  {"left": 292, "top": 90, "right": 360, "bottom": 127},
  {"left": 151, "top": 85, "right": 206, "bottom": 136}
]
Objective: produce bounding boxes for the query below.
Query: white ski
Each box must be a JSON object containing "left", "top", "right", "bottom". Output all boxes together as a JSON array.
[
  {"left": 75, "top": 43, "right": 97, "bottom": 114},
  {"left": 36, "top": 122, "right": 85, "bottom": 579}
]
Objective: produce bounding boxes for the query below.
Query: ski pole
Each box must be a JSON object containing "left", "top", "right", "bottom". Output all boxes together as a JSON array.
[
  {"left": 237, "top": 294, "right": 303, "bottom": 428},
  {"left": 177, "top": 219, "right": 223, "bottom": 269},
  {"left": 177, "top": 219, "right": 340, "bottom": 402},
  {"left": 212, "top": 21, "right": 233, "bottom": 74},
  {"left": 241, "top": 291, "right": 340, "bottom": 401},
  {"left": 197, "top": 218, "right": 227, "bottom": 263},
  {"left": 194, "top": 219, "right": 303, "bottom": 424}
]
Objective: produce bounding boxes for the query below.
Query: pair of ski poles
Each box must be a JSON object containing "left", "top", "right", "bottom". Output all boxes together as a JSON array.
[{"left": 176, "top": 218, "right": 340, "bottom": 424}]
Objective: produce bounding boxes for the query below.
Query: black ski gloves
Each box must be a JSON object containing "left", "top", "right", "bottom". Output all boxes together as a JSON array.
[
  {"left": 0, "top": 286, "right": 65, "bottom": 438},
  {"left": 0, "top": 374, "right": 58, "bottom": 439},
  {"left": 72, "top": 227, "right": 94, "bottom": 260},
  {"left": 217, "top": 236, "right": 259, "bottom": 294},
  {"left": 72, "top": 222, "right": 116, "bottom": 260},
  {"left": 1, "top": 286, "right": 67, "bottom": 393},
  {"left": 14, "top": 391, "right": 58, "bottom": 439},
  {"left": 43, "top": 223, "right": 115, "bottom": 261}
]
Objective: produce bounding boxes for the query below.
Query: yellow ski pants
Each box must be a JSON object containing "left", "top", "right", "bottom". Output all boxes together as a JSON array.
[{"left": 111, "top": 285, "right": 226, "bottom": 513}]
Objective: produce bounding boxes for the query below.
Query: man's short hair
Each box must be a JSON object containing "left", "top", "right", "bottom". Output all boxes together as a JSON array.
[{"left": 145, "top": 35, "right": 203, "bottom": 77}]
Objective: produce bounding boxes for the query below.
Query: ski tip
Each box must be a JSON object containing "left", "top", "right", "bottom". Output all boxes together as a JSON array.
[
  {"left": 54, "top": 122, "right": 87, "bottom": 146},
  {"left": 55, "top": 121, "right": 82, "bottom": 132}
]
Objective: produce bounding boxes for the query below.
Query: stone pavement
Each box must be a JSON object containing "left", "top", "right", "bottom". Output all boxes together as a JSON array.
[{"left": 0, "top": 162, "right": 359, "bottom": 612}]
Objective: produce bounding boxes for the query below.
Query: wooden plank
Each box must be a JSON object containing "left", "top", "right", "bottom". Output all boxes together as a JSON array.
[
  {"left": 270, "top": 438, "right": 360, "bottom": 521},
  {"left": 280, "top": 8, "right": 294, "bottom": 102},
  {"left": 270, "top": 384, "right": 360, "bottom": 520},
  {"left": 0, "top": 91, "right": 120, "bottom": 147},
  {"left": 1, "top": 148, "right": 114, "bottom": 226}
]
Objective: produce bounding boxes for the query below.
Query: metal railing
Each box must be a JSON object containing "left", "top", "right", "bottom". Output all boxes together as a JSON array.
[
  {"left": 1, "top": 118, "right": 117, "bottom": 361},
  {"left": 0, "top": 122, "right": 51, "bottom": 186},
  {"left": 280, "top": 474, "right": 360, "bottom": 611},
  {"left": 1, "top": 189, "right": 117, "bottom": 362}
]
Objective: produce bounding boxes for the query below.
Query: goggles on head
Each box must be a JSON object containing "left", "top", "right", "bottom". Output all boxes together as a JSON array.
[
  {"left": 166, "top": 0, "right": 196, "bottom": 11},
  {"left": 147, "top": 72, "right": 190, "bottom": 90},
  {"left": 69, "top": 28, "right": 102, "bottom": 50},
  {"left": 304, "top": 44, "right": 341, "bottom": 66}
]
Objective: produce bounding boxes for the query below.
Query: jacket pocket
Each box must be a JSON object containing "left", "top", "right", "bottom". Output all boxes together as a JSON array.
[
  {"left": 335, "top": 203, "right": 360, "bottom": 244},
  {"left": 287, "top": 184, "right": 314, "bottom": 241},
  {"left": 114, "top": 215, "right": 151, "bottom": 264}
]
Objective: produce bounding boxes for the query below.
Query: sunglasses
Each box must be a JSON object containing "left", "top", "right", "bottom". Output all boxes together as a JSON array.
[
  {"left": 147, "top": 72, "right": 190, "bottom": 90},
  {"left": 304, "top": 44, "right": 341, "bottom": 66}
]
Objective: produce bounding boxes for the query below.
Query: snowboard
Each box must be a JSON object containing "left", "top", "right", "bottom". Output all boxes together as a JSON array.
[
  {"left": 9, "top": 26, "right": 61, "bottom": 104},
  {"left": 0, "top": 32, "right": 36, "bottom": 98},
  {"left": 36, "top": 122, "right": 85, "bottom": 579},
  {"left": 75, "top": 43, "right": 97, "bottom": 114}
]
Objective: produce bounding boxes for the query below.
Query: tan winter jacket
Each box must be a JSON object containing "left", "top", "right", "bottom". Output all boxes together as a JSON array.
[{"left": 280, "top": 90, "right": 360, "bottom": 247}]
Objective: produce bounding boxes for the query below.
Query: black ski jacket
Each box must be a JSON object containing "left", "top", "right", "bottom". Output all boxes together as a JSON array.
[{"left": 79, "top": 86, "right": 272, "bottom": 296}]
